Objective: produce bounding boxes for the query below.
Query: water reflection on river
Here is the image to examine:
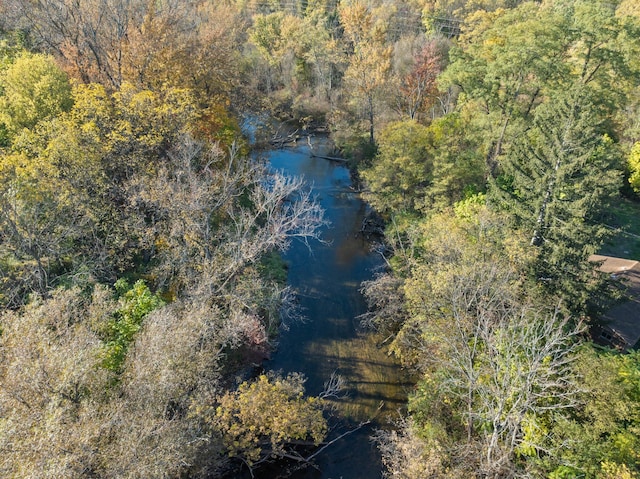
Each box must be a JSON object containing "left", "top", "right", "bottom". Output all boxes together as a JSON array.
[{"left": 260, "top": 143, "right": 412, "bottom": 479}]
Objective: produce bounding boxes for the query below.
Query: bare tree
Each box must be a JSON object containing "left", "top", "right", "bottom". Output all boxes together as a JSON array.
[
  {"left": 5, "top": 0, "right": 241, "bottom": 93},
  {"left": 0, "top": 287, "right": 115, "bottom": 478},
  {"left": 360, "top": 272, "right": 408, "bottom": 344},
  {"left": 127, "top": 134, "right": 326, "bottom": 296},
  {"left": 378, "top": 263, "right": 584, "bottom": 478},
  {"left": 473, "top": 307, "right": 584, "bottom": 478},
  {"left": 374, "top": 417, "right": 447, "bottom": 479}
]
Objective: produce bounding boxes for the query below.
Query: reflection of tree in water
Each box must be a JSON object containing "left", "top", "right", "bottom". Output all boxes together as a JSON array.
[{"left": 333, "top": 201, "right": 369, "bottom": 267}]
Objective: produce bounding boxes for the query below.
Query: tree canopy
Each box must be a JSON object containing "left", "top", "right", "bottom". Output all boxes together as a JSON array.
[{"left": 1, "top": 0, "right": 640, "bottom": 477}]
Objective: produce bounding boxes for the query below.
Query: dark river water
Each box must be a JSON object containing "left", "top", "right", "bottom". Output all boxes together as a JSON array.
[{"left": 255, "top": 142, "right": 412, "bottom": 479}]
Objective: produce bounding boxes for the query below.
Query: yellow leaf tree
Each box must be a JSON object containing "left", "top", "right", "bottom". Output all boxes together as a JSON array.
[{"left": 212, "top": 374, "right": 327, "bottom": 467}]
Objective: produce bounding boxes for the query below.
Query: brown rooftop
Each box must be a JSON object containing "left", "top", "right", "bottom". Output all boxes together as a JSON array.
[
  {"left": 590, "top": 254, "right": 640, "bottom": 274},
  {"left": 589, "top": 255, "right": 640, "bottom": 350}
]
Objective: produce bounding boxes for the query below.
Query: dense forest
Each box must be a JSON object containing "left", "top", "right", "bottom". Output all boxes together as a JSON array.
[{"left": 0, "top": 0, "right": 639, "bottom": 478}]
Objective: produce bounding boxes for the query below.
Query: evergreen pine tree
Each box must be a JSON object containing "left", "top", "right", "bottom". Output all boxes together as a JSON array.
[{"left": 491, "top": 87, "right": 622, "bottom": 314}]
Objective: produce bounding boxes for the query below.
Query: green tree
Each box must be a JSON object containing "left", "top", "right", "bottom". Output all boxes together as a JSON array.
[
  {"left": 553, "top": 0, "right": 640, "bottom": 97},
  {"left": 541, "top": 347, "right": 640, "bottom": 478},
  {"left": 100, "top": 279, "right": 164, "bottom": 373},
  {"left": 360, "top": 114, "right": 485, "bottom": 216},
  {"left": 441, "top": 3, "right": 569, "bottom": 176},
  {"left": 491, "top": 87, "right": 622, "bottom": 314},
  {"left": 248, "top": 12, "right": 296, "bottom": 91},
  {"left": 425, "top": 112, "right": 486, "bottom": 209},
  {"left": 420, "top": 0, "right": 528, "bottom": 35},
  {"left": 361, "top": 119, "right": 433, "bottom": 215},
  {"left": 297, "top": 8, "right": 343, "bottom": 100},
  {"left": 440, "top": 0, "right": 640, "bottom": 180}
]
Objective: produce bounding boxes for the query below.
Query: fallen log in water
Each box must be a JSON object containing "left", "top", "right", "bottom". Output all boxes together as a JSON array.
[
  {"left": 309, "top": 153, "right": 348, "bottom": 163},
  {"left": 306, "top": 136, "right": 348, "bottom": 162}
]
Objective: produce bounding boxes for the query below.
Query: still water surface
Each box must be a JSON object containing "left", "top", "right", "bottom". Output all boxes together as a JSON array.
[{"left": 260, "top": 143, "right": 412, "bottom": 479}]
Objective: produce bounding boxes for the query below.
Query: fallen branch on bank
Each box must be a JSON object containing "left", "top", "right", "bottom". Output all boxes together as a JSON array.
[{"left": 270, "top": 129, "right": 300, "bottom": 147}]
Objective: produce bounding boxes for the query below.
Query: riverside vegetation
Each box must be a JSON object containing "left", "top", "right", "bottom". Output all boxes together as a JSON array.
[{"left": 0, "top": 0, "right": 640, "bottom": 478}]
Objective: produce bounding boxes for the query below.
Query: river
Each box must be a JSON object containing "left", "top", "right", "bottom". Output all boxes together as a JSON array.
[{"left": 257, "top": 140, "right": 412, "bottom": 479}]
